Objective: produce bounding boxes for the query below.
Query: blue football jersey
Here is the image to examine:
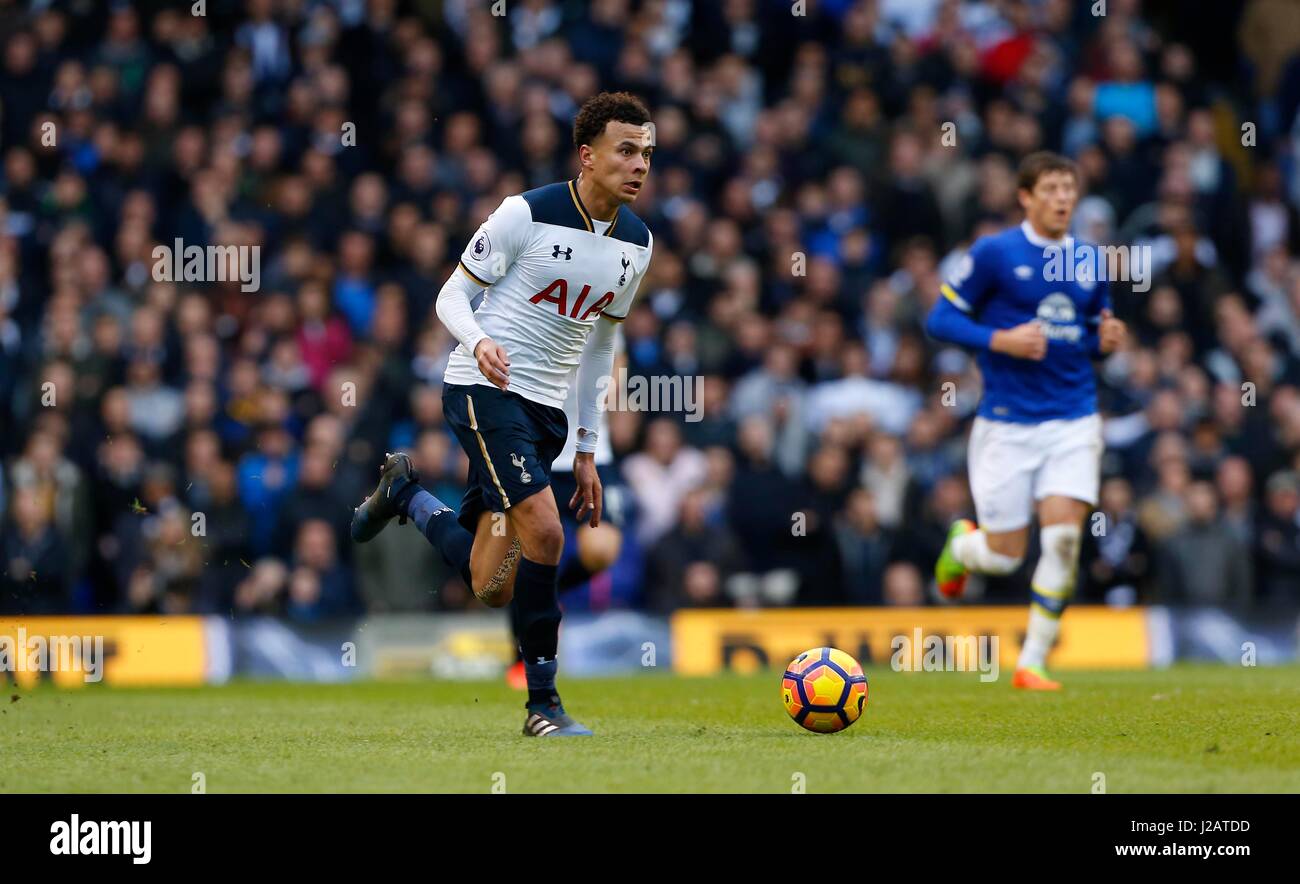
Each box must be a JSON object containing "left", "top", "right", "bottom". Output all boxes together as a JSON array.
[{"left": 931, "top": 221, "right": 1110, "bottom": 423}]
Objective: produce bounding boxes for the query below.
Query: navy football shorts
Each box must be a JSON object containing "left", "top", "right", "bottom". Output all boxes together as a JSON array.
[{"left": 442, "top": 382, "right": 568, "bottom": 535}]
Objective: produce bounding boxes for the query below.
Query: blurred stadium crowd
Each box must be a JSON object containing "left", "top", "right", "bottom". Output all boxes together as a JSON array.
[{"left": 2, "top": 0, "right": 1299, "bottom": 617}]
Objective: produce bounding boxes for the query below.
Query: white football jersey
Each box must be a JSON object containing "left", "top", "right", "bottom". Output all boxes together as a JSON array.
[{"left": 444, "top": 179, "right": 654, "bottom": 410}]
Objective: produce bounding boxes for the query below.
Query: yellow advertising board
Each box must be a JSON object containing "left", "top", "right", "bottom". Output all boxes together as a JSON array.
[
  {"left": 0, "top": 616, "right": 209, "bottom": 688},
  {"left": 671, "top": 606, "right": 1149, "bottom": 675}
]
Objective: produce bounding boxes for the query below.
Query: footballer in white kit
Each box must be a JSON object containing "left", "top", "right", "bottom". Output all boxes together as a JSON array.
[
  {"left": 350, "top": 92, "right": 654, "bottom": 736},
  {"left": 925, "top": 151, "right": 1127, "bottom": 690}
]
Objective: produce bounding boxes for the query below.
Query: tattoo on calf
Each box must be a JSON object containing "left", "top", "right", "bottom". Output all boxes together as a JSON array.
[{"left": 476, "top": 536, "right": 521, "bottom": 604}]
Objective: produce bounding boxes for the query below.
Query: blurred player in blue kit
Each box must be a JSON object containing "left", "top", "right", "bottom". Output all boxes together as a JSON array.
[{"left": 927, "top": 152, "right": 1127, "bottom": 690}]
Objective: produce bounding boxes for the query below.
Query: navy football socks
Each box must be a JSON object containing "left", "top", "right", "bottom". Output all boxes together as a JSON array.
[
  {"left": 508, "top": 545, "right": 602, "bottom": 662},
  {"left": 512, "top": 557, "right": 563, "bottom": 708},
  {"left": 405, "top": 488, "right": 473, "bottom": 587},
  {"left": 522, "top": 659, "right": 559, "bottom": 710}
]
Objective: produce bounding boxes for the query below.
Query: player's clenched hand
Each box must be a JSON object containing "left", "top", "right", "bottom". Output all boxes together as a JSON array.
[
  {"left": 991, "top": 321, "right": 1048, "bottom": 360},
  {"left": 474, "top": 338, "right": 511, "bottom": 390},
  {"left": 570, "top": 451, "right": 603, "bottom": 528},
  {"left": 1098, "top": 308, "right": 1126, "bottom": 354}
]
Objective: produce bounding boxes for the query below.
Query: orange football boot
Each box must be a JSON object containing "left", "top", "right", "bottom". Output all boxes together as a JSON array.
[
  {"left": 935, "top": 519, "right": 977, "bottom": 598},
  {"left": 1012, "top": 665, "right": 1062, "bottom": 690}
]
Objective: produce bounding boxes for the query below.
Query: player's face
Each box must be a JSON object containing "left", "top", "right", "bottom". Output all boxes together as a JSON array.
[
  {"left": 1020, "top": 170, "right": 1078, "bottom": 239},
  {"left": 587, "top": 121, "right": 653, "bottom": 204}
]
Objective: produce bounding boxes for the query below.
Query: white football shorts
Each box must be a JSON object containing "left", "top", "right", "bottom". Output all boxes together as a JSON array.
[{"left": 967, "top": 413, "right": 1103, "bottom": 532}]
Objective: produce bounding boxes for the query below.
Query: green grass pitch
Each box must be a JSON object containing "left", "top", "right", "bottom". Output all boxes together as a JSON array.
[{"left": 3, "top": 665, "right": 1297, "bottom": 793}]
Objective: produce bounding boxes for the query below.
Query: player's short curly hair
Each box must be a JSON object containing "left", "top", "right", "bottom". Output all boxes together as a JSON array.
[
  {"left": 1017, "top": 151, "right": 1079, "bottom": 192},
  {"left": 572, "top": 92, "right": 651, "bottom": 149}
]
